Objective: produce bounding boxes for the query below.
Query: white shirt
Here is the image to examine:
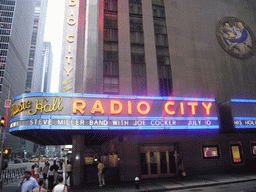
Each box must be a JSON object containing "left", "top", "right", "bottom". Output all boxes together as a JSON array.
[
  {"left": 66, "top": 164, "right": 72, "bottom": 172},
  {"left": 53, "top": 184, "right": 66, "bottom": 192},
  {"left": 47, "top": 170, "right": 54, "bottom": 177},
  {"left": 34, "top": 167, "right": 40, "bottom": 174}
]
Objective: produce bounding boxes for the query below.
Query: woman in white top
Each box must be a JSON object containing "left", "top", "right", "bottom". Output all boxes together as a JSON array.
[
  {"left": 34, "top": 165, "right": 40, "bottom": 180},
  {"left": 52, "top": 175, "right": 67, "bottom": 192},
  {"left": 47, "top": 166, "right": 55, "bottom": 191}
]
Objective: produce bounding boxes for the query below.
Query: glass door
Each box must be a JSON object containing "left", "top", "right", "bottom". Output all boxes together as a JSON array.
[{"left": 140, "top": 145, "right": 176, "bottom": 178}]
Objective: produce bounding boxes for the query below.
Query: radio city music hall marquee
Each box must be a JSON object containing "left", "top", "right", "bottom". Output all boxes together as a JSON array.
[{"left": 9, "top": 93, "right": 219, "bottom": 131}]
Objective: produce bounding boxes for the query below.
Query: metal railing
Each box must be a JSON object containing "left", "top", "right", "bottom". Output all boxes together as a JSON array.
[{"left": 1, "top": 166, "right": 26, "bottom": 185}]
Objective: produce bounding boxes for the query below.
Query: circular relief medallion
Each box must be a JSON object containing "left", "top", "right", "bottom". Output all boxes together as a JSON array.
[{"left": 216, "top": 17, "right": 255, "bottom": 59}]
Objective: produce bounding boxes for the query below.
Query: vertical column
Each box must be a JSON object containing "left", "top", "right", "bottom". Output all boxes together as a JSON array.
[
  {"left": 72, "top": 135, "right": 85, "bottom": 187},
  {"left": 118, "top": 0, "right": 132, "bottom": 95},
  {"left": 142, "top": 0, "right": 159, "bottom": 96}
]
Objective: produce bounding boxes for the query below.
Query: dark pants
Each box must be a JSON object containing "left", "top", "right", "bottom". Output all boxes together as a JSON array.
[
  {"left": 48, "top": 175, "right": 54, "bottom": 191},
  {"left": 67, "top": 171, "right": 72, "bottom": 186},
  {"left": 43, "top": 173, "right": 47, "bottom": 180}
]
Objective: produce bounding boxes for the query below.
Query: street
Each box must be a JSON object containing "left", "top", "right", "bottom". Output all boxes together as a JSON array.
[{"left": 164, "top": 180, "right": 256, "bottom": 192}]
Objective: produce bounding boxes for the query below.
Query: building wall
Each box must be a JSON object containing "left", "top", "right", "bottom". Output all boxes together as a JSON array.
[
  {"left": 30, "top": 0, "right": 48, "bottom": 93},
  {"left": 3, "top": 0, "right": 36, "bottom": 153},
  {"left": 163, "top": 0, "right": 256, "bottom": 101},
  {"left": 100, "top": 131, "right": 256, "bottom": 181}
]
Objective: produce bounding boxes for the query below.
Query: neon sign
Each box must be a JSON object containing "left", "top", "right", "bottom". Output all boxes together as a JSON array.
[
  {"left": 231, "top": 99, "right": 256, "bottom": 129},
  {"left": 61, "top": 0, "right": 80, "bottom": 93},
  {"left": 10, "top": 93, "right": 219, "bottom": 131},
  {"left": 72, "top": 99, "right": 213, "bottom": 116}
]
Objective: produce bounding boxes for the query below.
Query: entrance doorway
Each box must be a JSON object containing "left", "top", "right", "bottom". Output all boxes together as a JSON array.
[{"left": 140, "top": 145, "right": 177, "bottom": 178}]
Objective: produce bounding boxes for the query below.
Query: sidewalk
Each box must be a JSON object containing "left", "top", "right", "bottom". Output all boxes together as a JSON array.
[{"left": 1, "top": 173, "right": 256, "bottom": 192}]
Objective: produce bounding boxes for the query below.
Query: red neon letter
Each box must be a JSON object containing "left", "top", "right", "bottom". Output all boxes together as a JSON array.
[
  {"left": 180, "top": 102, "right": 185, "bottom": 115},
  {"left": 188, "top": 102, "right": 198, "bottom": 115},
  {"left": 111, "top": 100, "right": 123, "bottom": 114},
  {"left": 73, "top": 99, "right": 86, "bottom": 114},
  {"left": 202, "top": 102, "right": 212, "bottom": 115},
  {"left": 137, "top": 101, "right": 150, "bottom": 115},
  {"left": 91, "top": 100, "right": 105, "bottom": 114},
  {"left": 128, "top": 101, "right": 132, "bottom": 115},
  {"left": 164, "top": 102, "right": 175, "bottom": 115}
]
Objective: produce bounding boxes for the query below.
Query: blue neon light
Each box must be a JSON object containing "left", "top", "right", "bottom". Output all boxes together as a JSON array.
[
  {"left": 231, "top": 99, "right": 256, "bottom": 103},
  {"left": 11, "top": 115, "right": 218, "bottom": 122},
  {"left": 9, "top": 124, "right": 220, "bottom": 131},
  {"left": 234, "top": 117, "right": 256, "bottom": 120},
  {"left": 235, "top": 125, "right": 256, "bottom": 129}
]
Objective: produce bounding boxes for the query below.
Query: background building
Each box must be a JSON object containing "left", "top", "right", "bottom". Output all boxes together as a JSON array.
[
  {"left": 41, "top": 41, "right": 53, "bottom": 93},
  {"left": 19, "top": 0, "right": 48, "bottom": 158},
  {"left": 25, "top": 0, "right": 48, "bottom": 94},
  {"left": 0, "top": 0, "right": 36, "bottom": 158}
]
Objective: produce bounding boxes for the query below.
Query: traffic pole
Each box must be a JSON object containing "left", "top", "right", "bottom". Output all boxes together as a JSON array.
[{"left": 0, "top": 85, "right": 11, "bottom": 188}]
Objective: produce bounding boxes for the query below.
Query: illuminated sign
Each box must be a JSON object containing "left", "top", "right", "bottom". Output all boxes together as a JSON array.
[
  {"left": 10, "top": 93, "right": 219, "bottom": 131},
  {"left": 60, "top": 0, "right": 80, "bottom": 93},
  {"left": 231, "top": 99, "right": 256, "bottom": 129}
]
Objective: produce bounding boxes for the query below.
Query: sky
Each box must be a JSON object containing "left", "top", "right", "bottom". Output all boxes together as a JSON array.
[{"left": 44, "top": 0, "right": 65, "bottom": 92}]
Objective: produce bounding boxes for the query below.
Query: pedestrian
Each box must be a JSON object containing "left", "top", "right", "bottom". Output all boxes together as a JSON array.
[
  {"left": 32, "top": 178, "right": 47, "bottom": 192},
  {"left": 47, "top": 166, "right": 55, "bottom": 191},
  {"left": 52, "top": 176, "right": 68, "bottom": 192},
  {"left": 57, "top": 163, "right": 63, "bottom": 177},
  {"left": 66, "top": 160, "right": 72, "bottom": 186},
  {"left": 177, "top": 159, "right": 186, "bottom": 180},
  {"left": 42, "top": 162, "right": 49, "bottom": 184},
  {"left": 34, "top": 165, "right": 40, "bottom": 180},
  {"left": 97, "top": 159, "right": 105, "bottom": 187},
  {"left": 19, "top": 170, "right": 39, "bottom": 192},
  {"left": 31, "top": 165, "right": 35, "bottom": 178},
  {"left": 50, "top": 160, "right": 59, "bottom": 184}
]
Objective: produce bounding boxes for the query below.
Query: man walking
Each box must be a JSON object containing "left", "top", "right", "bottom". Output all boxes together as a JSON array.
[{"left": 19, "top": 171, "right": 39, "bottom": 192}]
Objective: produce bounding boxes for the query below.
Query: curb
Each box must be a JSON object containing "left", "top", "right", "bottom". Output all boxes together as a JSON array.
[{"left": 139, "top": 178, "right": 256, "bottom": 192}]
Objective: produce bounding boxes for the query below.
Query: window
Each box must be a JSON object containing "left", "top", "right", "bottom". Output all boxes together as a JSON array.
[
  {"left": 0, "top": 0, "right": 15, "bottom": 6},
  {"left": 230, "top": 144, "right": 243, "bottom": 164},
  {"left": 129, "top": 2, "right": 142, "bottom": 15},
  {"left": 0, "top": 43, "right": 7, "bottom": 49},
  {"left": 130, "top": 31, "right": 144, "bottom": 44},
  {"left": 0, "top": 23, "right": 11, "bottom": 29},
  {"left": 0, "top": 5, "right": 15, "bottom": 11},
  {"left": 104, "top": 61, "right": 119, "bottom": 77},
  {"left": 0, "top": 36, "right": 9, "bottom": 42},
  {"left": 0, "top": 49, "right": 7, "bottom": 56},
  {"left": 0, "top": 16, "right": 12, "bottom": 23},
  {"left": 130, "top": 17, "right": 143, "bottom": 32},
  {"left": 202, "top": 145, "right": 220, "bottom": 159},
  {"left": 0, "top": 10, "right": 13, "bottom": 17},
  {"left": 158, "top": 64, "right": 172, "bottom": 96},
  {"left": 0, "top": 63, "right": 5, "bottom": 69},
  {"left": 132, "top": 63, "right": 147, "bottom": 95},
  {"left": 131, "top": 53, "right": 144, "bottom": 64},
  {"left": 0, "top": 70, "right": 4, "bottom": 77},
  {"left": 104, "top": 0, "right": 117, "bottom": 12},
  {"left": 152, "top": 5, "right": 165, "bottom": 18},
  {"left": 0, "top": 29, "right": 10, "bottom": 35},
  {"left": 0, "top": 56, "right": 6, "bottom": 62},
  {"left": 104, "top": 14, "right": 117, "bottom": 29},
  {"left": 104, "top": 28, "right": 118, "bottom": 41},
  {"left": 104, "top": 51, "right": 118, "bottom": 61}
]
